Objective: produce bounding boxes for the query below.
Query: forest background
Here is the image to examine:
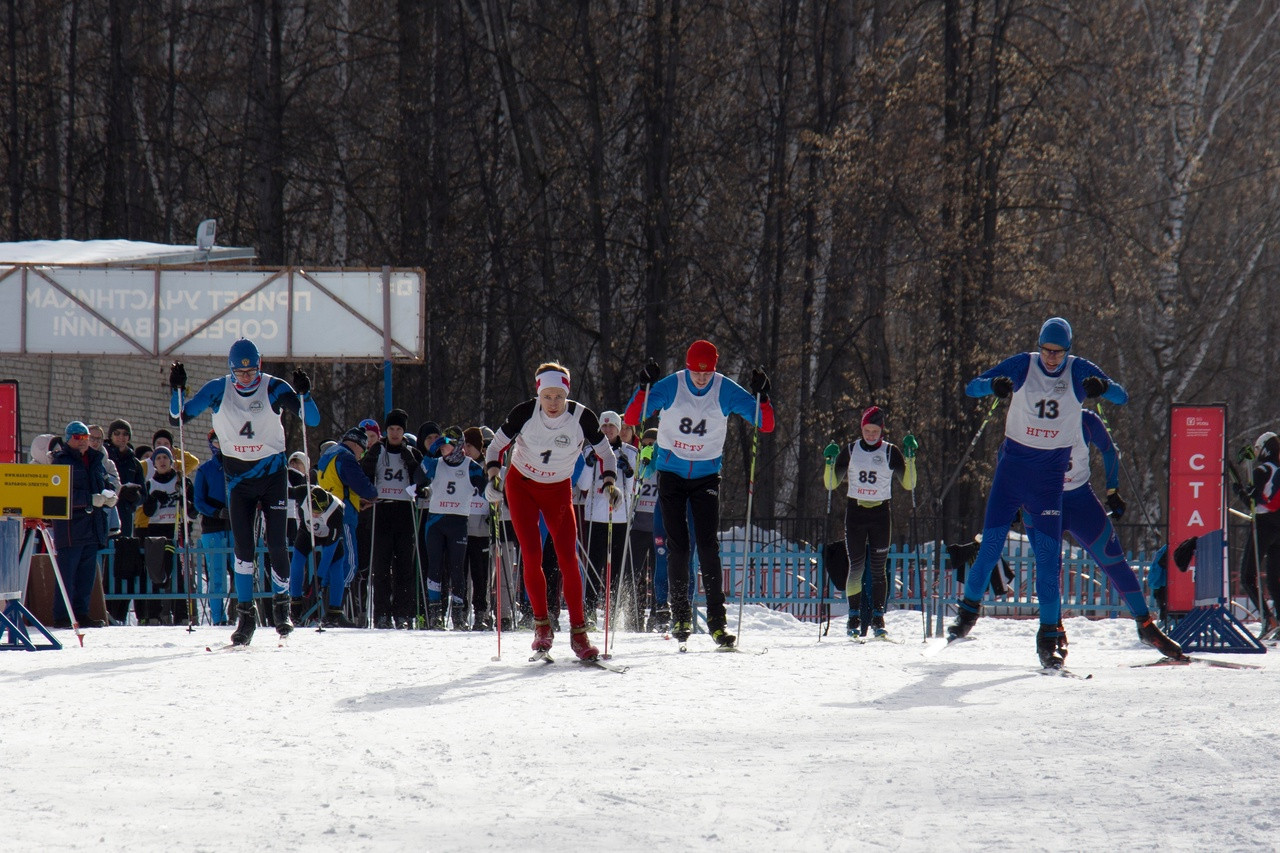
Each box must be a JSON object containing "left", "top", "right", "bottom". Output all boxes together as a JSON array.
[{"left": 4, "top": 0, "right": 1279, "bottom": 545}]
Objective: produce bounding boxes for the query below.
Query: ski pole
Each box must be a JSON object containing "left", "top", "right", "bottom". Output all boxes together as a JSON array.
[
  {"left": 935, "top": 396, "right": 1000, "bottom": 510},
  {"left": 1229, "top": 461, "right": 1267, "bottom": 630},
  {"left": 735, "top": 391, "right": 763, "bottom": 639},
  {"left": 603, "top": 512, "right": 614, "bottom": 657},
  {"left": 489, "top": 503, "right": 503, "bottom": 660},
  {"left": 30, "top": 522, "right": 85, "bottom": 646},
  {"left": 820, "top": 477, "right": 831, "bottom": 643},
  {"left": 1094, "top": 403, "right": 1160, "bottom": 536},
  {"left": 174, "top": 386, "right": 196, "bottom": 630},
  {"left": 296, "top": 384, "right": 321, "bottom": 632}
]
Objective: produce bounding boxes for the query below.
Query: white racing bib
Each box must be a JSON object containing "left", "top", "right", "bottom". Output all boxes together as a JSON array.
[
  {"left": 656, "top": 373, "right": 728, "bottom": 462},
  {"left": 1004, "top": 355, "right": 1083, "bottom": 451},
  {"left": 428, "top": 459, "right": 475, "bottom": 516},
  {"left": 846, "top": 442, "right": 893, "bottom": 502},
  {"left": 211, "top": 377, "right": 286, "bottom": 461},
  {"left": 510, "top": 404, "right": 587, "bottom": 483},
  {"left": 375, "top": 446, "right": 414, "bottom": 501}
]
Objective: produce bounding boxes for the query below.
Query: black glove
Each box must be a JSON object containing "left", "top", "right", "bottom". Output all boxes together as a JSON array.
[
  {"left": 583, "top": 448, "right": 598, "bottom": 467},
  {"left": 639, "top": 358, "right": 661, "bottom": 385},
  {"left": 617, "top": 455, "right": 634, "bottom": 478},
  {"left": 168, "top": 361, "right": 187, "bottom": 392},
  {"left": 292, "top": 368, "right": 311, "bottom": 396},
  {"left": 1172, "top": 536, "right": 1199, "bottom": 571},
  {"left": 749, "top": 368, "right": 771, "bottom": 399},
  {"left": 1105, "top": 491, "right": 1126, "bottom": 519},
  {"left": 1082, "top": 375, "right": 1108, "bottom": 398},
  {"left": 991, "top": 376, "right": 1013, "bottom": 398},
  {"left": 118, "top": 483, "right": 143, "bottom": 503},
  {"left": 217, "top": 508, "right": 230, "bottom": 520},
  {"left": 1234, "top": 482, "right": 1252, "bottom": 504},
  {"left": 946, "top": 541, "right": 979, "bottom": 571}
]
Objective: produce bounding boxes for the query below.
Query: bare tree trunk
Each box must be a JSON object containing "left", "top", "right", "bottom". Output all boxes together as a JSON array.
[
  {"left": 641, "top": 0, "right": 679, "bottom": 366},
  {"left": 249, "top": 0, "right": 285, "bottom": 263}
]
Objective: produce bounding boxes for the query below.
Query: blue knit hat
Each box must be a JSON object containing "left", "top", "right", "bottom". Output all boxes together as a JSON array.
[
  {"left": 1038, "top": 317, "right": 1072, "bottom": 350},
  {"left": 64, "top": 421, "right": 90, "bottom": 440}
]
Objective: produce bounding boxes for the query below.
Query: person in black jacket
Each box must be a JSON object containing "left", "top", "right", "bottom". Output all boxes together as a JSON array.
[
  {"left": 105, "top": 418, "right": 145, "bottom": 536},
  {"left": 360, "top": 408, "right": 425, "bottom": 628},
  {"left": 50, "top": 421, "right": 114, "bottom": 628}
]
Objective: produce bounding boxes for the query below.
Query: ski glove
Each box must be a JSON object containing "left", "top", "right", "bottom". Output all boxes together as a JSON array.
[
  {"left": 749, "top": 368, "right": 771, "bottom": 399},
  {"left": 118, "top": 483, "right": 143, "bottom": 503},
  {"left": 603, "top": 481, "right": 623, "bottom": 510},
  {"left": 484, "top": 476, "right": 504, "bottom": 505},
  {"left": 1082, "top": 375, "right": 1108, "bottom": 398},
  {"left": 639, "top": 444, "right": 654, "bottom": 465},
  {"left": 1238, "top": 444, "right": 1256, "bottom": 463},
  {"left": 902, "top": 434, "right": 918, "bottom": 459},
  {"left": 639, "top": 358, "right": 662, "bottom": 385},
  {"left": 991, "top": 376, "right": 1014, "bottom": 398},
  {"left": 1172, "top": 536, "right": 1199, "bottom": 571},
  {"left": 1105, "top": 490, "right": 1126, "bottom": 519},
  {"left": 823, "top": 442, "right": 840, "bottom": 465},
  {"left": 617, "top": 455, "right": 634, "bottom": 478},
  {"left": 168, "top": 361, "right": 187, "bottom": 392},
  {"left": 292, "top": 368, "right": 311, "bottom": 397}
]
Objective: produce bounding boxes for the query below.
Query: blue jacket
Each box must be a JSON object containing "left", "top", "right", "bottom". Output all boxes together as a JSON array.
[
  {"left": 193, "top": 452, "right": 230, "bottom": 532},
  {"left": 51, "top": 444, "right": 110, "bottom": 549}
]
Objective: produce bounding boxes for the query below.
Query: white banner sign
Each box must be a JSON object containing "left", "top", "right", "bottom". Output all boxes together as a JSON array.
[{"left": 0, "top": 266, "right": 424, "bottom": 361}]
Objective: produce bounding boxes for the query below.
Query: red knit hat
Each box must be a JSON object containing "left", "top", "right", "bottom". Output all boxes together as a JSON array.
[
  {"left": 861, "top": 406, "right": 885, "bottom": 428},
  {"left": 686, "top": 340, "right": 718, "bottom": 371}
]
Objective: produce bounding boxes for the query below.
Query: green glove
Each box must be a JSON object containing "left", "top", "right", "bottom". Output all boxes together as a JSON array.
[
  {"left": 823, "top": 442, "right": 840, "bottom": 465},
  {"left": 902, "top": 434, "right": 918, "bottom": 458},
  {"left": 1238, "top": 444, "right": 1256, "bottom": 463},
  {"left": 639, "top": 444, "right": 654, "bottom": 465}
]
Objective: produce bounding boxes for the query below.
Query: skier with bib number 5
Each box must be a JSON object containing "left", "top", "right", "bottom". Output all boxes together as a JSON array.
[
  {"left": 622, "top": 340, "right": 775, "bottom": 649},
  {"left": 168, "top": 339, "right": 320, "bottom": 646},
  {"left": 946, "top": 318, "right": 1126, "bottom": 669}
]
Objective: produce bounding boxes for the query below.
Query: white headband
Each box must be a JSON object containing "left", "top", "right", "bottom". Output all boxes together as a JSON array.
[{"left": 535, "top": 370, "right": 570, "bottom": 393}]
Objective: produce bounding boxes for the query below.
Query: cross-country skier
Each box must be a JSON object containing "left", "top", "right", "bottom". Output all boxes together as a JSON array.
[
  {"left": 946, "top": 317, "right": 1126, "bottom": 668},
  {"left": 623, "top": 340, "right": 774, "bottom": 648},
  {"left": 484, "top": 361, "right": 620, "bottom": 661},
  {"left": 316, "top": 427, "right": 378, "bottom": 627},
  {"left": 1234, "top": 431, "right": 1280, "bottom": 634},
  {"left": 1017, "top": 408, "right": 1181, "bottom": 657},
  {"left": 168, "top": 339, "right": 319, "bottom": 646},
  {"left": 822, "top": 406, "right": 917, "bottom": 640}
]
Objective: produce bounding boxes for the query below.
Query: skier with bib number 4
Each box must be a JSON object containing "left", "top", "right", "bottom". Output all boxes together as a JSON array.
[
  {"left": 169, "top": 339, "right": 320, "bottom": 646},
  {"left": 623, "top": 340, "right": 775, "bottom": 649},
  {"left": 945, "top": 318, "right": 1127, "bottom": 670},
  {"left": 484, "top": 362, "right": 620, "bottom": 662},
  {"left": 822, "top": 406, "right": 917, "bottom": 640}
]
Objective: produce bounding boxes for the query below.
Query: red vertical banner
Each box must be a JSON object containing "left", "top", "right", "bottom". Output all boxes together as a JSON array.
[
  {"left": 1167, "top": 404, "right": 1227, "bottom": 612},
  {"left": 0, "top": 381, "right": 18, "bottom": 464}
]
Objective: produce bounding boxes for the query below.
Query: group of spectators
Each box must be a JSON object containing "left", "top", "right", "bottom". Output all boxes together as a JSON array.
[{"left": 29, "top": 408, "right": 669, "bottom": 633}]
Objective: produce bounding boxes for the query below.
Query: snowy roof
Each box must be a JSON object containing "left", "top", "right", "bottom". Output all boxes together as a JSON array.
[{"left": 0, "top": 239, "right": 255, "bottom": 266}]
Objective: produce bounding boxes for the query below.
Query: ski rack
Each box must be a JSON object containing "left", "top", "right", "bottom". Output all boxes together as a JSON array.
[{"left": 1168, "top": 529, "right": 1266, "bottom": 655}]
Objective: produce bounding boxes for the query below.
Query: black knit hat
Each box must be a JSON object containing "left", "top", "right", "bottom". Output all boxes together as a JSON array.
[
  {"left": 153, "top": 428, "right": 174, "bottom": 445},
  {"left": 341, "top": 427, "right": 368, "bottom": 450},
  {"left": 108, "top": 418, "right": 132, "bottom": 438},
  {"left": 386, "top": 408, "right": 409, "bottom": 429}
]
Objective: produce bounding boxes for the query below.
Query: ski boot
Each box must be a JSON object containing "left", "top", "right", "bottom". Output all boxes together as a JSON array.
[
  {"left": 532, "top": 617, "right": 554, "bottom": 652},
  {"left": 648, "top": 607, "right": 671, "bottom": 634},
  {"left": 871, "top": 613, "right": 888, "bottom": 640},
  {"left": 947, "top": 597, "right": 982, "bottom": 641},
  {"left": 671, "top": 619, "right": 692, "bottom": 643},
  {"left": 450, "top": 603, "right": 469, "bottom": 631},
  {"left": 426, "top": 603, "right": 447, "bottom": 630},
  {"left": 846, "top": 613, "right": 860, "bottom": 637},
  {"left": 272, "top": 593, "right": 294, "bottom": 638},
  {"left": 710, "top": 628, "right": 736, "bottom": 648},
  {"left": 1036, "top": 623, "right": 1068, "bottom": 669},
  {"left": 1136, "top": 616, "right": 1183, "bottom": 659},
  {"left": 569, "top": 624, "right": 599, "bottom": 660},
  {"left": 229, "top": 602, "right": 257, "bottom": 646},
  {"left": 322, "top": 607, "right": 361, "bottom": 628}
]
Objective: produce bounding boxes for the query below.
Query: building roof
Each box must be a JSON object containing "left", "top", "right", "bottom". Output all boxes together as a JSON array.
[{"left": 0, "top": 239, "right": 255, "bottom": 266}]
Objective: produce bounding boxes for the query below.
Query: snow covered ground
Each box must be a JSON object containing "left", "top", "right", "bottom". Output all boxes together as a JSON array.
[{"left": 2, "top": 608, "right": 1276, "bottom": 852}]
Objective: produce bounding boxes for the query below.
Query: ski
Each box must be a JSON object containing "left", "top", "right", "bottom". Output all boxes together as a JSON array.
[
  {"left": 1131, "top": 655, "right": 1263, "bottom": 670},
  {"left": 206, "top": 643, "right": 249, "bottom": 652},
  {"left": 529, "top": 650, "right": 554, "bottom": 664},
  {"left": 849, "top": 635, "right": 867, "bottom": 644},
  {"left": 922, "top": 635, "right": 976, "bottom": 657},
  {"left": 580, "top": 657, "right": 629, "bottom": 673},
  {"left": 1038, "top": 666, "right": 1092, "bottom": 680},
  {"left": 716, "top": 645, "right": 767, "bottom": 656},
  {"left": 867, "top": 633, "right": 903, "bottom": 645}
]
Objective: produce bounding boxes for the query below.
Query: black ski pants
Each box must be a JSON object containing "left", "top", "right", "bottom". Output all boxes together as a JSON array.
[
  {"left": 370, "top": 500, "right": 418, "bottom": 623},
  {"left": 658, "top": 471, "right": 726, "bottom": 630},
  {"left": 844, "top": 500, "right": 892, "bottom": 615},
  {"left": 1242, "top": 511, "right": 1280, "bottom": 623}
]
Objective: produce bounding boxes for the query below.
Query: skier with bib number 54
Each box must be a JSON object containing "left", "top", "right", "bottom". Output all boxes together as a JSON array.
[
  {"left": 622, "top": 340, "right": 775, "bottom": 649},
  {"left": 169, "top": 339, "right": 320, "bottom": 646}
]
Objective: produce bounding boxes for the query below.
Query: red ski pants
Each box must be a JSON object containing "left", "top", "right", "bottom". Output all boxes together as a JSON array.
[{"left": 505, "top": 469, "right": 585, "bottom": 626}]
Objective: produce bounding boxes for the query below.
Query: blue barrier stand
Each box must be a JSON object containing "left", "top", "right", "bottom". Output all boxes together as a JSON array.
[
  {"left": 1, "top": 517, "right": 62, "bottom": 650},
  {"left": 1168, "top": 528, "right": 1266, "bottom": 654}
]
